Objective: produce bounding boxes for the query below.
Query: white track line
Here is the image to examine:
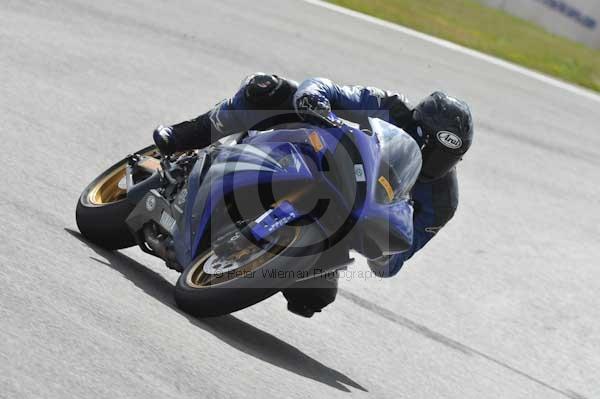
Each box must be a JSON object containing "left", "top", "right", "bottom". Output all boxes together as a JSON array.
[{"left": 301, "top": 0, "right": 600, "bottom": 103}]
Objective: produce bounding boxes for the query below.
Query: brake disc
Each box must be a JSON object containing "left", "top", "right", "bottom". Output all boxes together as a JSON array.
[{"left": 203, "top": 230, "right": 283, "bottom": 275}]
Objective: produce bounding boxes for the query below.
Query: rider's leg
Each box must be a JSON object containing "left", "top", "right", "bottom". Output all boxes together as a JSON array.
[{"left": 153, "top": 73, "right": 298, "bottom": 154}]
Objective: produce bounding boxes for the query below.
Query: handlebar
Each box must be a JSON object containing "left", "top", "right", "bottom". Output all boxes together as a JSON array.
[{"left": 303, "top": 109, "right": 344, "bottom": 129}]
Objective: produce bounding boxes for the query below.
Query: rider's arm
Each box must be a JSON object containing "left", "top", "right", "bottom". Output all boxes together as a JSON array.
[
  {"left": 368, "top": 169, "right": 459, "bottom": 277},
  {"left": 294, "top": 77, "right": 414, "bottom": 126}
]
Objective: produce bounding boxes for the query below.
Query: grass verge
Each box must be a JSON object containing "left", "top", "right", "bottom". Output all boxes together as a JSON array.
[{"left": 328, "top": 0, "right": 600, "bottom": 92}]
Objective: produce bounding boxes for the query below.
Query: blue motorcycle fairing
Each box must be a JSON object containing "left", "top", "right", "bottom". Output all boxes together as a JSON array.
[
  {"left": 175, "top": 116, "right": 418, "bottom": 266},
  {"left": 176, "top": 132, "right": 322, "bottom": 264},
  {"left": 351, "top": 122, "right": 415, "bottom": 254},
  {"left": 172, "top": 151, "right": 207, "bottom": 266},
  {"left": 355, "top": 199, "right": 414, "bottom": 255}
]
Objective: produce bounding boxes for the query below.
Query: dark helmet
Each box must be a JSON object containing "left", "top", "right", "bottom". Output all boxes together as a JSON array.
[{"left": 413, "top": 91, "right": 473, "bottom": 182}]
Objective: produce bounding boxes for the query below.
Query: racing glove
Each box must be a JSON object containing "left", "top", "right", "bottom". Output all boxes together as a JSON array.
[{"left": 294, "top": 92, "right": 331, "bottom": 120}]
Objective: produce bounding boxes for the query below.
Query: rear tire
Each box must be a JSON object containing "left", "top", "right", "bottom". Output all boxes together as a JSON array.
[
  {"left": 175, "top": 223, "right": 325, "bottom": 317},
  {"left": 76, "top": 145, "right": 157, "bottom": 250},
  {"left": 76, "top": 199, "right": 136, "bottom": 250}
]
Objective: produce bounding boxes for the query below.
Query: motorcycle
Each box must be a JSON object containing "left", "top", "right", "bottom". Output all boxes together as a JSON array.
[{"left": 76, "top": 112, "right": 422, "bottom": 317}]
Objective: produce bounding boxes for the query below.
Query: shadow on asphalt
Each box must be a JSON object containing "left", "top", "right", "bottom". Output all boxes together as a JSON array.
[{"left": 65, "top": 228, "right": 367, "bottom": 393}]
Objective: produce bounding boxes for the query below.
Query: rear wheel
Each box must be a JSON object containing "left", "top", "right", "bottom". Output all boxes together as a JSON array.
[
  {"left": 76, "top": 145, "right": 158, "bottom": 250},
  {"left": 175, "top": 223, "right": 325, "bottom": 317}
]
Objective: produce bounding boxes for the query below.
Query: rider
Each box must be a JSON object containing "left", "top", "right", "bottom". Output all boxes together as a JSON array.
[{"left": 153, "top": 73, "right": 474, "bottom": 317}]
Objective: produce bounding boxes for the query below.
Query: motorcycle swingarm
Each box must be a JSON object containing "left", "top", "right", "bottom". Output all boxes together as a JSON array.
[
  {"left": 126, "top": 190, "right": 178, "bottom": 248},
  {"left": 124, "top": 155, "right": 163, "bottom": 204}
]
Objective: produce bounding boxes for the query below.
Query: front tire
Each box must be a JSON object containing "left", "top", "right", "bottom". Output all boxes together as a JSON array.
[{"left": 175, "top": 223, "right": 325, "bottom": 317}]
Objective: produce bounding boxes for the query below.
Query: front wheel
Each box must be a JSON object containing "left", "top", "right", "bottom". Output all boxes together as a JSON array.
[
  {"left": 75, "top": 145, "right": 158, "bottom": 250},
  {"left": 175, "top": 223, "right": 325, "bottom": 317}
]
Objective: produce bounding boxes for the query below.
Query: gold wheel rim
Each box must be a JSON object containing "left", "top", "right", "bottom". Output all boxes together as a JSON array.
[
  {"left": 186, "top": 226, "right": 300, "bottom": 288},
  {"left": 88, "top": 167, "right": 127, "bottom": 205},
  {"left": 87, "top": 148, "right": 160, "bottom": 205}
]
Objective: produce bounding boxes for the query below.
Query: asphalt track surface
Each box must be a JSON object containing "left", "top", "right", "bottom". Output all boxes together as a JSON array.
[{"left": 1, "top": 1, "right": 599, "bottom": 398}]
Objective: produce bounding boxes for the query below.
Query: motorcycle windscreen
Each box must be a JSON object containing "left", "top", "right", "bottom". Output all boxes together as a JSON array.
[{"left": 369, "top": 117, "right": 422, "bottom": 203}]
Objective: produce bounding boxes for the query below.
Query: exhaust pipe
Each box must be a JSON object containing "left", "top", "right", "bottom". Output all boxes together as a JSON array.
[{"left": 143, "top": 224, "right": 181, "bottom": 271}]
